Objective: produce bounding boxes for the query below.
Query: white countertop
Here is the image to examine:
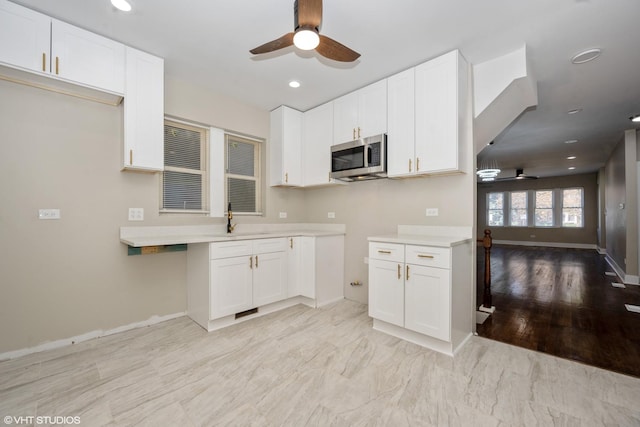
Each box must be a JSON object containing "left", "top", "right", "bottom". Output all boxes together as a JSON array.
[
  {"left": 368, "top": 234, "right": 471, "bottom": 248},
  {"left": 120, "top": 224, "right": 346, "bottom": 247}
]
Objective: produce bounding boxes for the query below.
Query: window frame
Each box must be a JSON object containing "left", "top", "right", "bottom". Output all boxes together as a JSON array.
[
  {"left": 487, "top": 192, "right": 505, "bottom": 227},
  {"left": 562, "top": 187, "right": 584, "bottom": 227},
  {"left": 224, "top": 132, "right": 263, "bottom": 216},
  {"left": 160, "top": 119, "right": 209, "bottom": 215},
  {"left": 534, "top": 189, "right": 554, "bottom": 227},
  {"left": 509, "top": 191, "right": 528, "bottom": 227}
]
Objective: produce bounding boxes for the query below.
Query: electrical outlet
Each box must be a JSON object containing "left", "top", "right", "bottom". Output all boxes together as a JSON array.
[
  {"left": 38, "top": 209, "right": 61, "bottom": 220},
  {"left": 128, "top": 208, "right": 144, "bottom": 221},
  {"left": 426, "top": 208, "right": 439, "bottom": 217},
  {"left": 279, "top": 212, "right": 287, "bottom": 219},
  {"left": 328, "top": 212, "right": 336, "bottom": 219}
]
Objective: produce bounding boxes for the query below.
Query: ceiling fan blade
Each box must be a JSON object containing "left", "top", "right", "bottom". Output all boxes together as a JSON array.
[
  {"left": 316, "top": 34, "right": 360, "bottom": 62},
  {"left": 295, "top": 0, "right": 322, "bottom": 29},
  {"left": 250, "top": 33, "right": 294, "bottom": 54}
]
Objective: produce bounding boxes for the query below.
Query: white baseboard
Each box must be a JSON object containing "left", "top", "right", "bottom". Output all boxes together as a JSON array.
[
  {"left": 0, "top": 311, "right": 186, "bottom": 361},
  {"left": 492, "top": 240, "right": 597, "bottom": 250},
  {"left": 604, "top": 256, "right": 640, "bottom": 286}
]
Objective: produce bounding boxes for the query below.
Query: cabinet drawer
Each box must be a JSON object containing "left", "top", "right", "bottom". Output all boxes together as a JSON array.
[
  {"left": 253, "top": 238, "right": 287, "bottom": 254},
  {"left": 369, "top": 242, "right": 404, "bottom": 262},
  {"left": 210, "top": 241, "right": 253, "bottom": 259},
  {"left": 405, "top": 245, "right": 450, "bottom": 269}
]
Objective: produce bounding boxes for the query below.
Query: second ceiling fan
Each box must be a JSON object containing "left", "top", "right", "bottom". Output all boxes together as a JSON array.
[{"left": 249, "top": 0, "right": 360, "bottom": 62}]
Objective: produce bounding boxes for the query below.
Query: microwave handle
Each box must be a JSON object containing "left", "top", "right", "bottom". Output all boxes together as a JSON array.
[{"left": 366, "top": 145, "right": 371, "bottom": 167}]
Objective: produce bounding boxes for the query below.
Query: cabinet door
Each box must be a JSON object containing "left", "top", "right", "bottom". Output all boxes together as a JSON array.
[
  {"left": 368, "top": 259, "right": 404, "bottom": 327},
  {"left": 387, "top": 68, "right": 415, "bottom": 177},
  {"left": 270, "top": 106, "right": 302, "bottom": 186},
  {"left": 299, "top": 236, "right": 316, "bottom": 299},
  {"left": 210, "top": 256, "right": 253, "bottom": 319},
  {"left": 415, "top": 50, "right": 462, "bottom": 173},
  {"left": 404, "top": 264, "right": 450, "bottom": 341},
  {"left": 287, "top": 237, "right": 301, "bottom": 297},
  {"left": 333, "top": 91, "right": 359, "bottom": 144},
  {"left": 358, "top": 79, "right": 387, "bottom": 139},
  {"left": 123, "top": 47, "right": 164, "bottom": 171},
  {"left": 253, "top": 251, "right": 288, "bottom": 307},
  {"left": 51, "top": 19, "right": 125, "bottom": 94},
  {"left": 302, "top": 102, "right": 334, "bottom": 186},
  {"left": 0, "top": 0, "right": 51, "bottom": 73}
]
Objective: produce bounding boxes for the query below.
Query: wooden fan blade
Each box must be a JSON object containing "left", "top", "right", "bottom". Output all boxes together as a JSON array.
[
  {"left": 296, "top": 0, "right": 322, "bottom": 29},
  {"left": 250, "top": 33, "right": 294, "bottom": 54},
  {"left": 316, "top": 35, "right": 360, "bottom": 62}
]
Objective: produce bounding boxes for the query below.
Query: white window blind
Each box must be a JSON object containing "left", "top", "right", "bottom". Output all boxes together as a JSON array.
[
  {"left": 162, "top": 120, "right": 207, "bottom": 212},
  {"left": 225, "top": 134, "right": 261, "bottom": 214}
]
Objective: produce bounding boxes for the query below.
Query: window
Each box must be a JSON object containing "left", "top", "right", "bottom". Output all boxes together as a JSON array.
[
  {"left": 562, "top": 188, "right": 583, "bottom": 227},
  {"left": 487, "top": 192, "right": 504, "bottom": 226},
  {"left": 225, "top": 134, "right": 261, "bottom": 214},
  {"left": 485, "top": 187, "right": 584, "bottom": 228},
  {"left": 509, "top": 191, "right": 528, "bottom": 226},
  {"left": 162, "top": 120, "right": 208, "bottom": 212},
  {"left": 535, "top": 190, "right": 554, "bottom": 227}
]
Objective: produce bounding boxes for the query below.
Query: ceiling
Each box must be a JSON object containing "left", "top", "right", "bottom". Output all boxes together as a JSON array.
[{"left": 10, "top": 0, "right": 640, "bottom": 179}]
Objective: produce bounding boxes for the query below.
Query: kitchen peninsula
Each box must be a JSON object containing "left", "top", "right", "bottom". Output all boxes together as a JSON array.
[{"left": 121, "top": 223, "right": 345, "bottom": 332}]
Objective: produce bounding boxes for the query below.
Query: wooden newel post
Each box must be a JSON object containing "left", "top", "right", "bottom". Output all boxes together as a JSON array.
[{"left": 480, "top": 229, "right": 495, "bottom": 313}]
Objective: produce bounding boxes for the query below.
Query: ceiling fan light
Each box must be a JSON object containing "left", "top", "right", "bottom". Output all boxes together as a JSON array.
[
  {"left": 630, "top": 114, "right": 640, "bottom": 123},
  {"left": 293, "top": 28, "right": 319, "bottom": 50},
  {"left": 476, "top": 168, "right": 501, "bottom": 177},
  {"left": 110, "top": 0, "right": 132, "bottom": 12}
]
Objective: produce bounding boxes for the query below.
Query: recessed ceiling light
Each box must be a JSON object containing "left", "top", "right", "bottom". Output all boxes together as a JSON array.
[
  {"left": 110, "top": 0, "right": 131, "bottom": 11},
  {"left": 567, "top": 156, "right": 576, "bottom": 160},
  {"left": 571, "top": 48, "right": 601, "bottom": 64},
  {"left": 567, "top": 108, "right": 582, "bottom": 115},
  {"left": 630, "top": 114, "right": 640, "bottom": 123},
  {"left": 568, "top": 167, "right": 576, "bottom": 170},
  {"left": 288, "top": 80, "right": 301, "bottom": 88},
  {"left": 564, "top": 139, "right": 578, "bottom": 144}
]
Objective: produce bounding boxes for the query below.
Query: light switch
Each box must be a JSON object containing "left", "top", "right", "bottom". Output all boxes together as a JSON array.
[
  {"left": 426, "top": 208, "right": 439, "bottom": 217},
  {"left": 38, "top": 209, "right": 61, "bottom": 220},
  {"left": 279, "top": 212, "right": 287, "bottom": 219},
  {"left": 328, "top": 212, "right": 336, "bottom": 219}
]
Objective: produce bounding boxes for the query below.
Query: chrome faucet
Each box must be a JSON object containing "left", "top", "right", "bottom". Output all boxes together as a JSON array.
[{"left": 227, "top": 202, "right": 236, "bottom": 233}]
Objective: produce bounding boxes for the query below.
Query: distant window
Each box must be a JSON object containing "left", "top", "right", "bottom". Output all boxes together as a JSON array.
[
  {"left": 225, "top": 134, "right": 261, "bottom": 214},
  {"left": 487, "top": 192, "right": 504, "bottom": 226},
  {"left": 535, "top": 190, "right": 554, "bottom": 227},
  {"left": 562, "top": 188, "right": 584, "bottom": 227},
  {"left": 161, "top": 120, "right": 208, "bottom": 212},
  {"left": 509, "top": 191, "right": 528, "bottom": 226}
]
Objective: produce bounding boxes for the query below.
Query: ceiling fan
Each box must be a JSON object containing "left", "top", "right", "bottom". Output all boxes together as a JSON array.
[
  {"left": 249, "top": 0, "right": 360, "bottom": 62},
  {"left": 494, "top": 168, "right": 538, "bottom": 181}
]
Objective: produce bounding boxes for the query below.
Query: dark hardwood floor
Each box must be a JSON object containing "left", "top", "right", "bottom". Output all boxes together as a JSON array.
[{"left": 476, "top": 244, "right": 640, "bottom": 378}]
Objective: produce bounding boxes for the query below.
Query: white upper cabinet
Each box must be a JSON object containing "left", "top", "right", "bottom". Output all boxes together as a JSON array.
[
  {"left": 387, "top": 50, "right": 467, "bottom": 177},
  {"left": 0, "top": 0, "right": 126, "bottom": 97},
  {"left": 414, "top": 50, "right": 467, "bottom": 174},
  {"left": 0, "top": 0, "right": 50, "bottom": 73},
  {"left": 270, "top": 106, "right": 302, "bottom": 187},
  {"left": 302, "top": 101, "right": 335, "bottom": 186},
  {"left": 333, "top": 79, "right": 387, "bottom": 144},
  {"left": 387, "top": 68, "right": 415, "bottom": 177},
  {"left": 123, "top": 47, "right": 164, "bottom": 171},
  {"left": 51, "top": 20, "right": 125, "bottom": 94}
]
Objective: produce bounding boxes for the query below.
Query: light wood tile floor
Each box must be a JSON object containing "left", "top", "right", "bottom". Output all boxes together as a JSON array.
[{"left": 1, "top": 300, "right": 640, "bottom": 426}]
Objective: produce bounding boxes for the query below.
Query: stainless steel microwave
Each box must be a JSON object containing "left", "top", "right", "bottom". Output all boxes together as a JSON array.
[{"left": 330, "top": 134, "right": 387, "bottom": 181}]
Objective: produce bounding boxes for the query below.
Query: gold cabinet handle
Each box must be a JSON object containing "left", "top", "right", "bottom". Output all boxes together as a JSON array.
[
  {"left": 397, "top": 264, "right": 401, "bottom": 280},
  {"left": 285, "top": 172, "right": 288, "bottom": 183},
  {"left": 418, "top": 254, "right": 434, "bottom": 259},
  {"left": 406, "top": 265, "right": 410, "bottom": 280},
  {"left": 357, "top": 127, "right": 361, "bottom": 139},
  {"left": 377, "top": 250, "right": 391, "bottom": 254},
  {"left": 55, "top": 56, "right": 59, "bottom": 75},
  {"left": 408, "top": 159, "right": 412, "bottom": 172},
  {"left": 290, "top": 238, "right": 293, "bottom": 249},
  {"left": 250, "top": 256, "right": 253, "bottom": 269},
  {"left": 352, "top": 128, "right": 356, "bottom": 140},
  {"left": 42, "top": 53, "right": 46, "bottom": 72},
  {"left": 129, "top": 149, "right": 133, "bottom": 165},
  {"left": 416, "top": 157, "right": 420, "bottom": 172},
  {"left": 255, "top": 255, "right": 258, "bottom": 268},
  {"left": 328, "top": 172, "right": 331, "bottom": 182}
]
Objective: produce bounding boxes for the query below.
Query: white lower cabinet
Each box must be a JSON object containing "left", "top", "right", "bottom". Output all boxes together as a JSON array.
[
  {"left": 368, "top": 240, "right": 471, "bottom": 355},
  {"left": 188, "top": 234, "right": 344, "bottom": 331}
]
